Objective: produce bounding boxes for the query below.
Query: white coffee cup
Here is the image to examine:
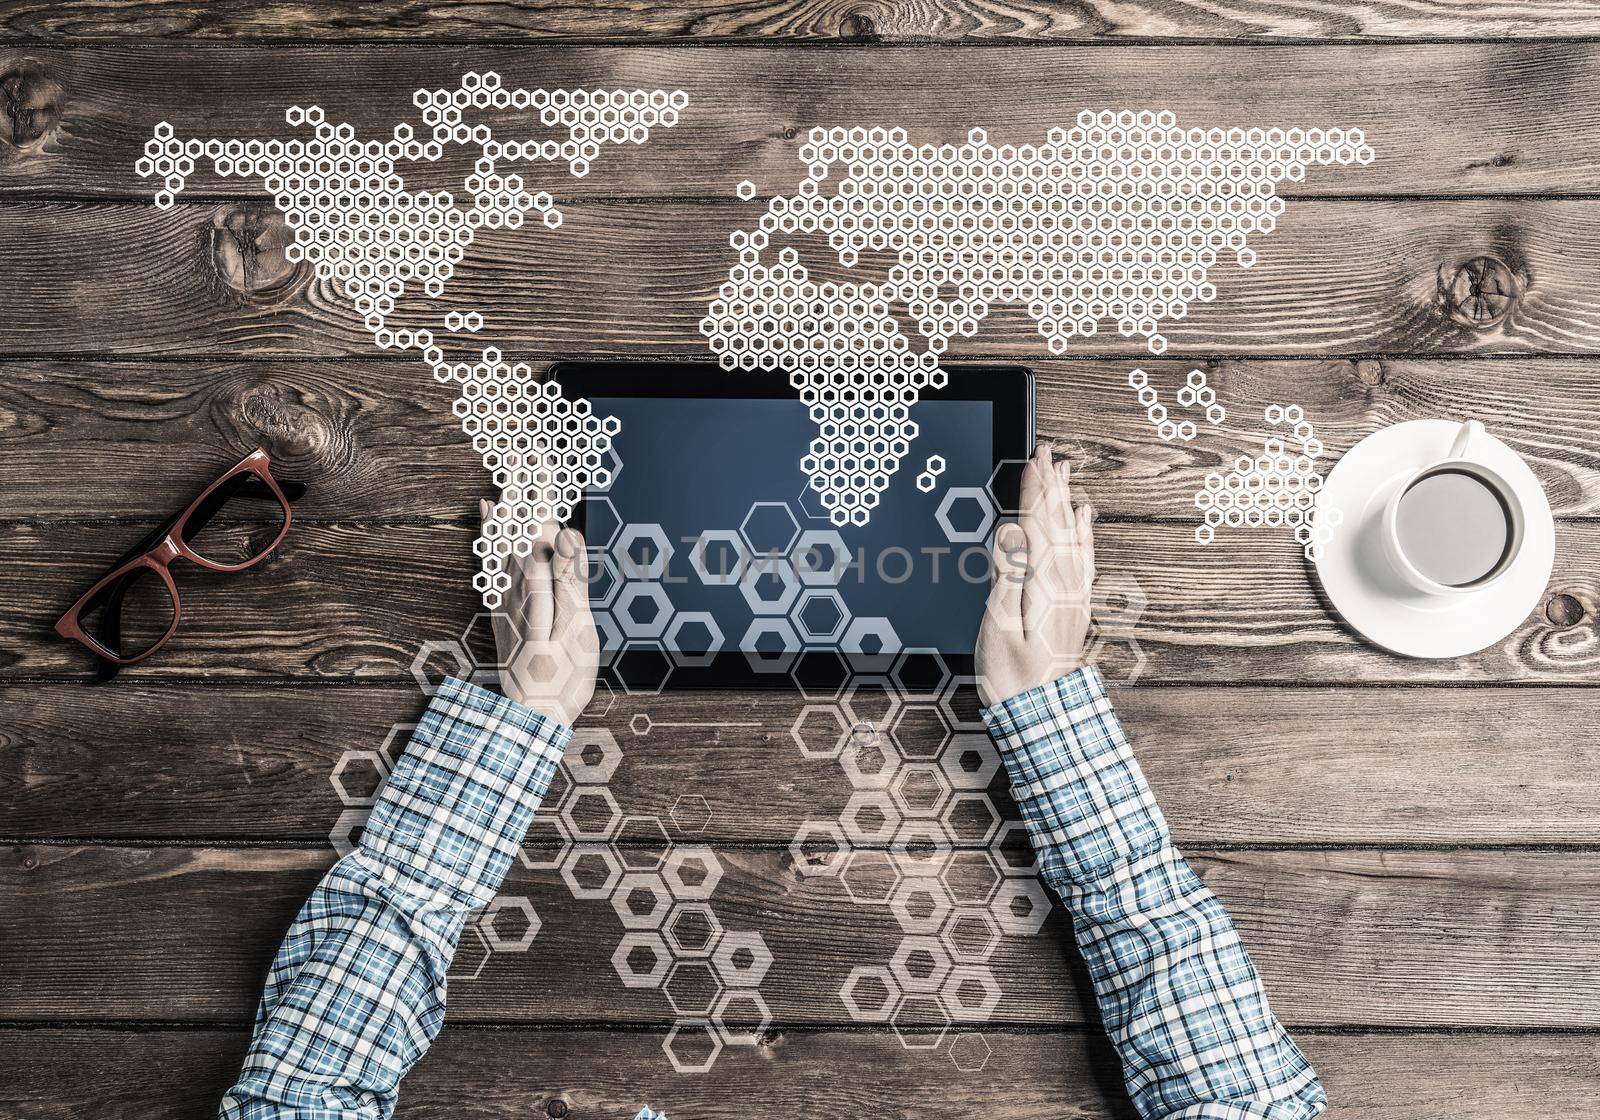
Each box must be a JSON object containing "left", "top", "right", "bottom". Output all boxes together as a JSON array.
[{"left": 1379, "top": 419, "right": 1525, "bottom": 596}]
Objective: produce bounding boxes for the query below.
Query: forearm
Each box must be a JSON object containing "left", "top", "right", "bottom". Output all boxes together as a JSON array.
[
  {"left": 983, "top": 668, "right": 1326, "bottom": 1120},
  {"left": 220, "top": 678, "right": 569, "bottom": 1119}
]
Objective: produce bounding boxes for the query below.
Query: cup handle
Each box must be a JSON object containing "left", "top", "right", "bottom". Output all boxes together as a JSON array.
[{"left": 1448, "top": 419, "right": 1483, "bottom": 459}]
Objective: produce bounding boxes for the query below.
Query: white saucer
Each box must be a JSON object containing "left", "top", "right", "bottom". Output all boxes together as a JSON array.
[{"left": 1312, "top": 420, "right": 1555, "bottom": 659}]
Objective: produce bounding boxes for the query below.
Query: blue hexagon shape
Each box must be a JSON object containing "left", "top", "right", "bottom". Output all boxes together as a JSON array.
[
  {"left": 791, "top": 528, "right": 853, "bottom": 587},
  {"left": 738, "top": 500, "right": 801, "bottom": 556},
  {"left": 615, "top": 582, "right": 674, "bottom": 639},
  {"left": 583, "top": 495, "right": 624, "bottom": 551},
  {"left": 742, "top": 617, "right": 800, "bottom": 673},
  {"left": 935, "top": 487, "right": 996, "bottom": 544},
  {"left": 843, "top": 616, "right": 902, "bottom": 673},
  {"left": 584, "top": 549, "right": 623, "bottom": 609},
  {"left": 739, "top": 556, "right": 801, "bottom": 616},
  {"left": 792, "top": 588, "right": 849, "bottom": 643},
  {"left": 666, "top": 610, "right": 724, "bottom": 668},
  {"left": 688, "top": 529, "right": 748, "bottom": 586},
  {"left": 614, "top": 523, "right": 674, "bottom": 580}
]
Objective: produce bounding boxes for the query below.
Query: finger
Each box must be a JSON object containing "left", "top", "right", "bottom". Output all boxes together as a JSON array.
[
  {"left": 552, "top": 527, "right": 591, "bottom": 634},
  {"left": 1077, "top": 503, "right": 1096, "bottom": 583},
  {"left": 1018, "top": 443, "right": 1052, "bottom": 569},
  {"left": 523, "top": 527, "right": 556, "bottom": 643},
  {"left": 1048, "top": 454, "right": 1076, "bottom": 546},
  {"left": 987, "top": 520, "right": 1026, "bottom": 624},
  {"left": 1018, "top": 442, "right": 1049, "bottom": 529},
  {"left": 1021, "top": 456, "right": 1056, "bottom": 618}
]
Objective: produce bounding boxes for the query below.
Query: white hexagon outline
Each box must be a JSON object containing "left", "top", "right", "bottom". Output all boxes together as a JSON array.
[
  {"left": 663, "top": 901, "right": 725, "bottom": 957},
  {"left": 559, "top": 841, "right": 623, "bottom": 900},
  {"left": 738, "top": 554, "right": 802, "bottom": 616},
  {"left": 688, "top": 529, "right": 750, "bottom": 586},
  {"left": 566, "top": 727, "right": 622, "bottom": 784},
  {"left": 612, "top": 930, "right": 671, "bottom": 988},
  {"left": 482, "top": 895, "right": 541, "bottom": 952},
  {"left": 611, "top": 870, "right": 673, "bottom": 930},
  {"left": 791, "top": 587, "right": 850, "bottom": 643},
  {"left": 615, "top": 582, "right": 674, "bottom": 640},
  {"left": 738, "top": 500, "right": 802, "bottom": 556},
  {"left": 789, "top": 819, "right": 849, "bottom": 878},
  {"left": 934, "top": 486, "right": 996, "bottom": 543},
  {"left": 711, "top": 929, "right": 773, "bottom": 988},
  {"left": 561, "top": 785, "right": 623, "bottom": 841},
  {"left": 790, "top": 702, "right": 850, "bottom": 760},
  {"left": 713, "top": 988, "right": 773, "bottom": 1046},
  {"left": 839, "top": 965, "right": 901, "bottom": 1023},
  {"left": 890, "top": 934, "right": 954, "bottom": 994},
  {"left": 791, "top": 527, "right": 852, "bottom": 587},
  {"left": 662, "top": 1017, "right": 723, "bottom": 1074},
  {"left": 662, "top": 846, "right": 725, "bottom": 900},
  {"left": 666, "top": 609, "right": 725, "bottom": 668},
  {"left": 742, "top": 616, "right": 802, "bottom": 673},
  {"left": 613, "top": 522, "right": 675, "bottom": 580}
]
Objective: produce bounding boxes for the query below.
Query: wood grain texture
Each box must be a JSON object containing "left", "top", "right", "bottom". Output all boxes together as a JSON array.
[
  {"left": 5, "top": 357, "right": 1600, "bottom": 522},
  {"left": 5, "top": 45, "right": 1600, "bottom": 198},
  {"left": 5, "top": 683, "right": 1600, "bottom": 846},
  {"left": 2, "top": 1027, "right": 1598, "bottom": 1120},
  {"left": 3, "top": 844, "right": 1598, "bottom": 1027},
  {"left": 7, "top": 0, "right": 1600, "bottom": 42},
  {"left": 6, "top": 520, "right": 1595, "bottom": 683},
  {"left": 7, "top": 198, "right": 1600, "bottom": 359}
]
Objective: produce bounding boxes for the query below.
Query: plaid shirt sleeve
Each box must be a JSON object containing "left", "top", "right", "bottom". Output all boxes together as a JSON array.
[
  {"left": 983, "top": 667, "right": 1327, "bottom": 1120},
  {"left": 218, "top": 676, "right": 570, "bottom": 1120}
]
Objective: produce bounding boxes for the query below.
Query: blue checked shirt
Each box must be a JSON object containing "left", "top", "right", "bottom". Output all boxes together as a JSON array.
[
  {"left": 984, "top": 667, "right": 1326, "bottom": 1119},
  {"left": 222, "top": 670, "right": 1319, "bottom": 1120}
]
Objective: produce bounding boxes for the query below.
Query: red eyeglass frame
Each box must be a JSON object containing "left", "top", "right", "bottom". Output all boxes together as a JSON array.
[{"left": 53, "top": 448, "right": 298, "bottom": 667}]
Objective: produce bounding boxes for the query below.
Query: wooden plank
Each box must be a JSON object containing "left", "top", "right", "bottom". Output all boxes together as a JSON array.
[
  {"left": 5, "top": 1, "right": 1600, "bottom": 44},
  {"left": 4, "top": 520, "right": 1595, "bottom": 683},
  {"left": 6, "top": 357, "right": 1600, "bottom": 523},
  {"left": 7, "top": 45, "right": 1600, "bottom": 198},
  {"left": 2, "top": 1027, "right": 1597, "bottom": 1120},
  {"left": 4, "top": 198, "right": 1600, "bottom": 360},
  {"left": 2, "top": 845, "right": 1596, "bottom": 1027},
  {"left": 5, "top": 683, "right": 1600, "bottom": 847}
]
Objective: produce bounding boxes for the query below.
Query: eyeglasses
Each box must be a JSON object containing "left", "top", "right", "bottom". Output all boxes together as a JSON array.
[{"left": 54, "top": 449, "right": 305, "bottom": 677}]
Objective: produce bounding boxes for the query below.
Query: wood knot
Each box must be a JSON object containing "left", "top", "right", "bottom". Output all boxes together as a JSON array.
[
  {"left": 1546, "top": 592, "right": 1585, "bottom": 628},
  {"left": 1439, "top": 255, "right": 1522, "bottom": 330},
  {"left": 222, "top": 374, "right": 355, "bottom": 482},
  {"left": 206, "top": 203, "right": 303, "bottom": 304},
  {"left": 1354, "top": 359, "right": 1386, "bottom": 387},
  {"left": 0, "top": 59, "right": 65, "bottom": 153},
  {"left": 838, "top": 11, "right": 880, "bottom": 41},
  {"left": 545, "top": 1098, "right": 569, "bottom": 1118}
]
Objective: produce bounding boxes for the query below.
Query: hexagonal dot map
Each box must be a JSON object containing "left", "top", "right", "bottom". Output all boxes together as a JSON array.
[
  {"left": 137, "top": 73, "right": 688, "bottom": 609},
  {"left": 704, "top": 115, "right": 1374, "bottom": 527},
  {"left": 337, "top": 620, "right": 772, "bottom": 1073},
  {"left": 780, "top": 645, "right": 1065, "bottom": 1066},
  {"left": 1192, "top": 403, "right": 1342, "bottom": 558}
]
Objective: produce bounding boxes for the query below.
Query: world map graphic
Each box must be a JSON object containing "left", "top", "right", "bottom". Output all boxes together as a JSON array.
[{"left": 138, "top": 78, "right": 1372, "bottom": 605}]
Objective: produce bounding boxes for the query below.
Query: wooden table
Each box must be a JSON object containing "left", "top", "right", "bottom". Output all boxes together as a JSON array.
[{"left": 3, "top": 7, "right": 1600, "bottom": 1118}]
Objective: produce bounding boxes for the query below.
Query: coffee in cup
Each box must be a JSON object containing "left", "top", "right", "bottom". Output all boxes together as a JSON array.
[{"left": 1380, "top": 420, "right": 1525, "bottom": 595}]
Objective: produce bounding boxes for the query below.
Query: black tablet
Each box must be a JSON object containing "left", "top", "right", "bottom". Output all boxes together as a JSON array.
[{"left": 548, "top": 362, "right": 1035, "bottom": 691}]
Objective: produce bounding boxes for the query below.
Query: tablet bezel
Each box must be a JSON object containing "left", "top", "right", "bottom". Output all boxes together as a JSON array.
[{"left": 547, "top": 361, "right": 1035, "bottom": 690}]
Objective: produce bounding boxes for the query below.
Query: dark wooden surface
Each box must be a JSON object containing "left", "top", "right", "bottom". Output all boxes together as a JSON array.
[{"left": 3, "top": 12, "right": 1600, "bottom": 1120}]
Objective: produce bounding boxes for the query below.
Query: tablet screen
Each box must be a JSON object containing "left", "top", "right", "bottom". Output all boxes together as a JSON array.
[{"left": 584, "top": 395, "right": 995, "bottom": 670}]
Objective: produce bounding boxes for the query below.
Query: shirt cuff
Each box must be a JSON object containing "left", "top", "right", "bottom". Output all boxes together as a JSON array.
[
  {"left": 358, "top": 676, "right": 571, "bottom": 909},
  {"left": 981, "top": 666, "right": 1169, "bottom": 884}
]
